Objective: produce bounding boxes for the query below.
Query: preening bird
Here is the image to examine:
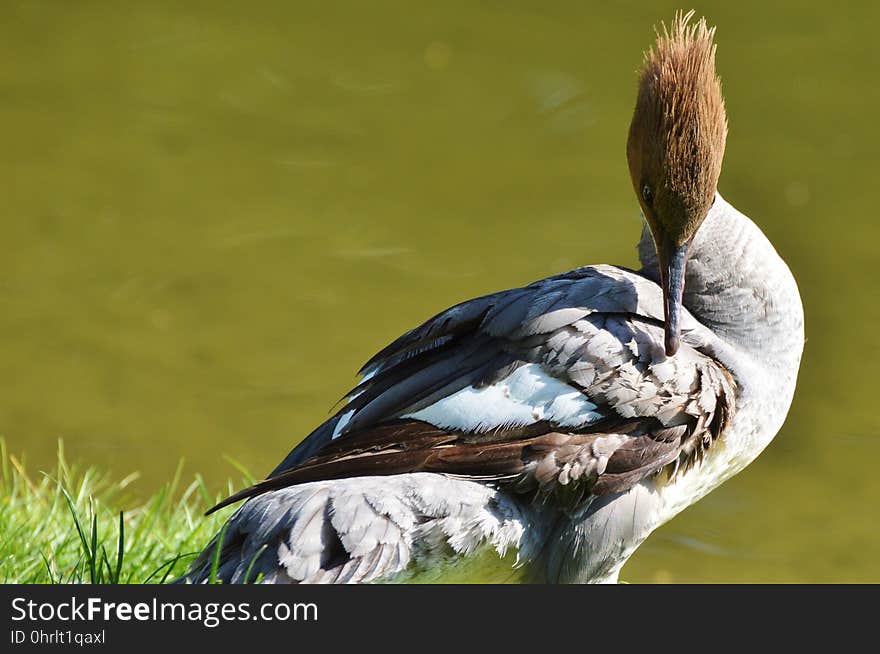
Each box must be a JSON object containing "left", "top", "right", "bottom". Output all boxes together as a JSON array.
[{"left": 184, "top": 12, "right": 804, "bottom": 584}]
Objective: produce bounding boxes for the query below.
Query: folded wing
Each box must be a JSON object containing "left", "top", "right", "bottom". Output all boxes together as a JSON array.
[{"left": 209, "top": 265, "right": 735, "bottom": 515}]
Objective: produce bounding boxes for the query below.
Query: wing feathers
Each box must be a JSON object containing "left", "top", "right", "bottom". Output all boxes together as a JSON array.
[{"left": 220, "top": 265, "right": 736, "bottom": 518}]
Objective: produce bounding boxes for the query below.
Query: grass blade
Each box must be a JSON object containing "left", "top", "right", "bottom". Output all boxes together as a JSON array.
[{"left": 1, "top": 441, "right": 243, "bottom": 585}]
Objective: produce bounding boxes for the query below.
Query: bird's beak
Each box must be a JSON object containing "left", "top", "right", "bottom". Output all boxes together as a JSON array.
[{"left": 656, "top": 235, "right": 691, "bottom": 356}]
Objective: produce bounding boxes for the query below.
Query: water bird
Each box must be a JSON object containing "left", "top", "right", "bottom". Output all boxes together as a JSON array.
[{"left": 185, "top": 12, "right": 804, "bottom": 584}]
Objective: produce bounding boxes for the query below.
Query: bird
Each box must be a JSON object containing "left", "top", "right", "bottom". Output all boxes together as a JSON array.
[{"left": 183, "top": 12, "right": 804, "bottom": 584}]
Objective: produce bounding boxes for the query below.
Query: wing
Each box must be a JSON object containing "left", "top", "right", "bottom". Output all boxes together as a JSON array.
[{"left": 209, "top": 264, "right": 735, "bottom": 514}]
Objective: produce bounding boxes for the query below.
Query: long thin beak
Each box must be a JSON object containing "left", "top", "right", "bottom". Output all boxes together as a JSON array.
[{"left": 657, "top": 235, "right": 691, "bottom": 356}]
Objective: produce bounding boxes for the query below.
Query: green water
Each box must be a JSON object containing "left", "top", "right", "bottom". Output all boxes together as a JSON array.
[{"left": 2, "top": 1, "right": 878, "bottom": 582}]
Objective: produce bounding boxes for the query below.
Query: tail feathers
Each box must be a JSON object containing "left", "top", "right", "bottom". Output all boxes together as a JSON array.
[{"left": 184, "top": 473, "right": 529, "bottom": 584}]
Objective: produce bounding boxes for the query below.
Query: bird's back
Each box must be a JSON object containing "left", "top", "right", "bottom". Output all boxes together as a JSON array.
[{"left": 185, "top": 263, "right": 737, "bottom": 584}]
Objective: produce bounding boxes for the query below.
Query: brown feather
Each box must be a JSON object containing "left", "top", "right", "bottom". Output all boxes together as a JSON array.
[
  {"left": 206, "top": 373, "right": 734, "bottom": 515},
  {"left": 626, "top": 10, "right": 727, "bottom": 247}
]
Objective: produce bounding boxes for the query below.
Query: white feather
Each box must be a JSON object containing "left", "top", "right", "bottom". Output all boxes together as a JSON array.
[
  {"left": 332, "top": 369, "right": 378, "bottom": 439},
  {"left": 403, "top": 363, "right": 602, "bottom": 432},
  {"left": 331, "top": 409, "right": 354, "bottom": 439}
]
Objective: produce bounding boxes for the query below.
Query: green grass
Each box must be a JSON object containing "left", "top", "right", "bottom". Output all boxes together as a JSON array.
[{"left": 0, "top": 438, "right": 240, "bottom": 584}]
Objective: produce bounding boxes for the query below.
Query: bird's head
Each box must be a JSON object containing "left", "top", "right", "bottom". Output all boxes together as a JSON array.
[{"left": 626, "top": 11, "right": 728, "bottom": 356}]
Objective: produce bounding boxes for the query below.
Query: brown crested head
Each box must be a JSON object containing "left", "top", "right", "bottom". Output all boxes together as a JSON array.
[
  {"left": 626, "top": 11, "right": 729, "bottom": 357},
  {"left": 626, "top": 10, "right": 728, "bottom": 247}
]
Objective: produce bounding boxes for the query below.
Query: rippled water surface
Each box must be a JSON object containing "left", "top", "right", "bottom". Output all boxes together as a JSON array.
[{"left": 2, "top": 1, "right": 878, "bottom": 582}]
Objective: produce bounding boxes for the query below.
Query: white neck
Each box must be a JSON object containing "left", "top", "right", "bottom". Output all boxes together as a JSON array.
[{"left": 639, "top": 193, "right": 804, "bottom": 371}]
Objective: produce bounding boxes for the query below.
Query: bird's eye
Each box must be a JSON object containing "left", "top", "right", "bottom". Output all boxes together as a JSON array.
[{"left": 641, "top": 184, "right": 653, "bottom": 207}]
